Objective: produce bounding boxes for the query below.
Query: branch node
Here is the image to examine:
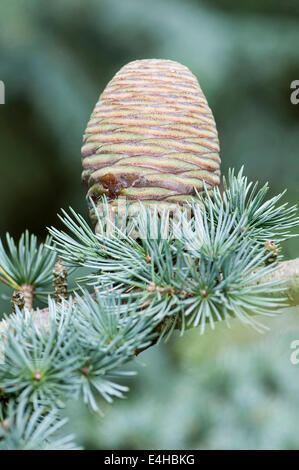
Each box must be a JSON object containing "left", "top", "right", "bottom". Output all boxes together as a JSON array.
[
  {"left": 53, "top": 257, "right": 68, "bottom": 303},
  {"left": 11, "top": 290, "right": 25, "bottom": 313}
]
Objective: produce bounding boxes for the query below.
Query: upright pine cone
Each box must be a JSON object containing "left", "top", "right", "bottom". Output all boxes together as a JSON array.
[{"left": 82, "top": 59, "right": 220, "bottom": 224}]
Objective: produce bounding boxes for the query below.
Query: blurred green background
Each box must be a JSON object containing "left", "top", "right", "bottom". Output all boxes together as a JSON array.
[{"left": 0, "top": 0, "right": 299, "bottom": 449}]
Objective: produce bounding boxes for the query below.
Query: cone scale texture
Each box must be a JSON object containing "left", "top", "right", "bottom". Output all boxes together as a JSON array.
[{"left": 82, "top": 59, "right": 220, "bottom": 221}]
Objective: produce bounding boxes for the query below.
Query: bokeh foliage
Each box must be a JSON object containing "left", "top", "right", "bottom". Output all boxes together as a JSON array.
[{"left": 0, "top": 0, "right": 298, "bottom": 450}]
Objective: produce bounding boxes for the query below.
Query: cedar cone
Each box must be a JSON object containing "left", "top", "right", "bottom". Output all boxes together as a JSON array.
[{"left": 82, "top": 59, "right": 220, "bottom": 225}]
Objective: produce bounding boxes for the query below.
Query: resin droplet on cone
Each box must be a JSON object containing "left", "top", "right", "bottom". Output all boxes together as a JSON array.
[{"left": 81, "top": 59, "right": 220, "bottom": 224}]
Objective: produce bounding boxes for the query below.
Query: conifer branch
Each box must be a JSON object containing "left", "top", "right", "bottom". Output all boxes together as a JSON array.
[{"left": 0, "top": 169, "right": 298, "bottom": 450}]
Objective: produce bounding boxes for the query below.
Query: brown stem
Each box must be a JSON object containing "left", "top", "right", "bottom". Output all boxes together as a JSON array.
[
  {"left": 256, "top": 257, "right": 299, "bottom": 307},
  {"left": 11, "top": 291, "right": 25, "bottom": 313},
  {"left": 135, "top": 315, "right": 176, "bottom": 355},
  {"left": 53, "top": 258, "right": 68, "bottom": 303},
  {"left": 20, "top": 284, "right": 35, "bottom": 311}
]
